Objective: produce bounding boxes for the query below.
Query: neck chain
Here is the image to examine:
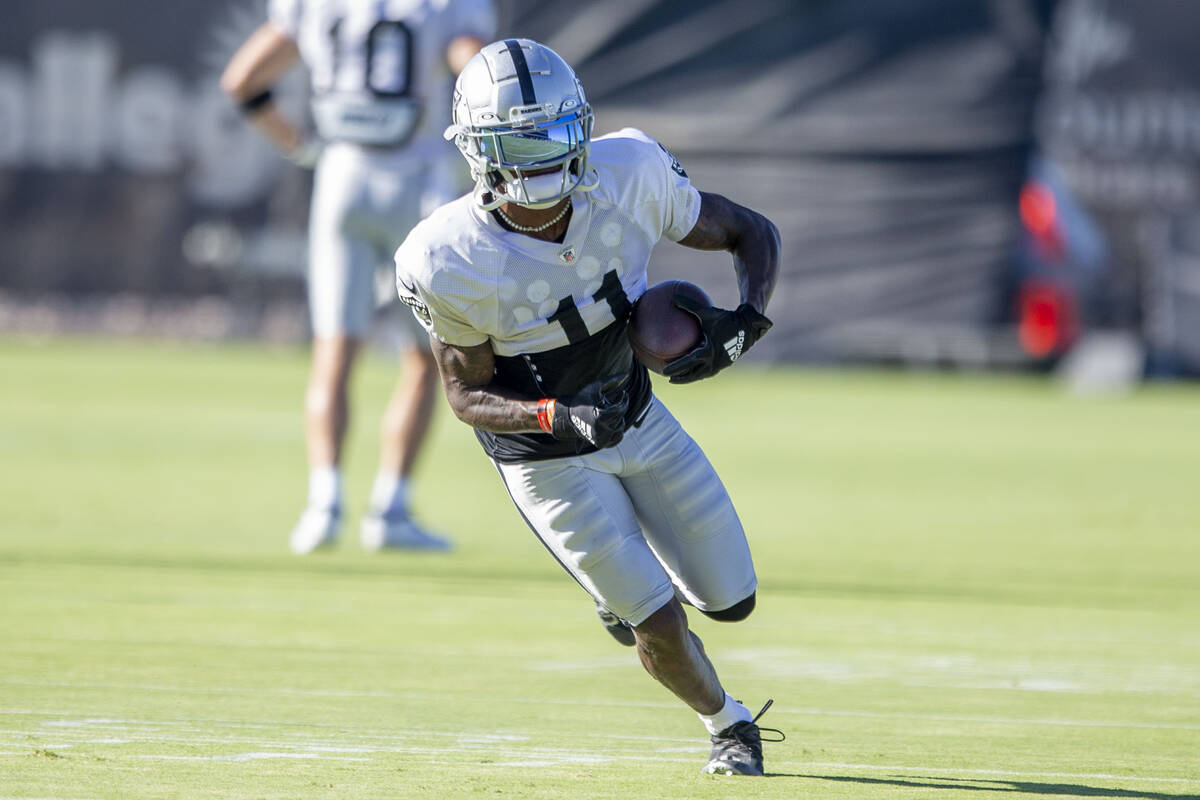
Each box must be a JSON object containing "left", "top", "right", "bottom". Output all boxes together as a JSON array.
[{"left": 495, "top": 200, "right": 571, "bottom": 233}]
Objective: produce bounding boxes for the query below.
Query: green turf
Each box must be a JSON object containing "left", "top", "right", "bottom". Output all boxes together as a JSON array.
[{"left": 1, "top": 336, "right": 1198, "bottom": 799}]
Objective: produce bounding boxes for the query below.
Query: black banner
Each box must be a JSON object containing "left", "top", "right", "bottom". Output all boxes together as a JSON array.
[
  {"left": 1037, "top": 0, "right": 1200, "bottom": 373},
  {"left": 0, "top": 0, "right": 309, "bottom": 328},
  {"left": 2, "top": 0, "right": 1055, "bottom": 364}
]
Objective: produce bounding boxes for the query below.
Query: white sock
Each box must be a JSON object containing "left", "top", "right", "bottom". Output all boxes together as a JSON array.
[
  {"left": 698, "top": 692, "right": 752, "bottom": 736},
  {"left": 369, "top": 473, "right": 410, "bottom": 515},
  {"left": 308, "top": 466, "right": 341, "bottom": 512}
]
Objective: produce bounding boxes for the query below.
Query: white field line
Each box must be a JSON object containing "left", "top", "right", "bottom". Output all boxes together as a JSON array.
[
  {"left": 1, "top": 721, "right": 697, "bottom": 767},
  {"left": 774, "top": 707, "right": 1200, "bottom": 731},
  {"left": 0, "top": 728, "right": 438, "bottom": 753},
  {"left": 134, "top": 753, "right": 369, "bottom": 762},
  {"left": 0, "top": 726, "right": 687, "bottom": 758},
  {"left": 0, "top": 681, "right": 394, "bottom": 699},
  {"left": 5, "top": 689, "right": 1200, "bottom": 732},
  {"left": 3, "top": 718, "right": 1198, "bottom": 786},
  {"left": 9, "top": 670, "right": 1200, "bottom": 705},
  {"left": 786, "top": 763, "right": 1200, "bottom": 785},
  {"left": 11, "top": 740, "right": 1197, "bottom": 787}
]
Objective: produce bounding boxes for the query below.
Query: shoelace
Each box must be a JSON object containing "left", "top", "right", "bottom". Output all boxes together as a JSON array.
[
  {"left": 712, "top": 700, "right": 787, "bottom": 748},
  {"left": 748, "top": 699, "right": 786, "bottom": 743}
]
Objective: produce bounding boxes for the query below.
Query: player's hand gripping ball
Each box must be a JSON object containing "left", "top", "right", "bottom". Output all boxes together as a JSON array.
[
  {"left": 664, "top": 298, "right": 773, "bottom": 385},
  {"left": 628, "top": 280, "right": 712, "bottom": 375}
]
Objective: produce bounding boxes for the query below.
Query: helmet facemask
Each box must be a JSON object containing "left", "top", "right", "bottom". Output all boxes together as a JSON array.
[{"left": 453, "top": 105, "right": 597, "bottom": 210}]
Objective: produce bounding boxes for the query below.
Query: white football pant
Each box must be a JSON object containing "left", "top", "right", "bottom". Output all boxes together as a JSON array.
[
  {"left": 494, "top": 397, "right": 757, "bottom": 626},
  {"left": 307, "top": 142, "right": 464, "bottom": 342}
]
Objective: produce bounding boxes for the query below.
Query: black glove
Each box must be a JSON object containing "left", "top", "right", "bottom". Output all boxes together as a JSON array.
[
  {"left": 551, "top": 374, "right": 630, "bottom": 449},
  {"left": 663, "top": 295, "right": 773, "bottom": 384}
]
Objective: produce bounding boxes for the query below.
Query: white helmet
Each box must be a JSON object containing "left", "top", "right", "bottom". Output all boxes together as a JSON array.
[{"left": 445, "top": 39, "right": 599, "bottom": 210}]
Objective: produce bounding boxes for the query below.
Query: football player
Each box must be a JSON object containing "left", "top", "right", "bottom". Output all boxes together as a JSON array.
[
  {"left": 395, "top": 40, "right": 783, "bottom": 775},
  {"left": 220, "top": 0, "right": 496, "bottom": 554}
]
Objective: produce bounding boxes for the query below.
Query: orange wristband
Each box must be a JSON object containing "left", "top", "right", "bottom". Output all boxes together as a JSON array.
[{"left": 536, "top": 398, "right": 555, "bottom": 433}]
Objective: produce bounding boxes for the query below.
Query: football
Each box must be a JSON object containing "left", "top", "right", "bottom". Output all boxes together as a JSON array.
[{"left": 628, "top": 280, "right": 712, "bottom": 374}]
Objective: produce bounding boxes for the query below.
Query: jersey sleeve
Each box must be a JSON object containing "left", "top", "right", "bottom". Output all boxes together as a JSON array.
[
  {"left": 395, "top": 240, "right": 490, "bottom": 348},
  {"left": 653, "top": 140, "right": 702, "bottom": 242},
  {"left": 603, "top": 129, "right": 702, "bottom": 243},
  {"left": 267, "top": 0, "right": 302, "bottom": 39}
]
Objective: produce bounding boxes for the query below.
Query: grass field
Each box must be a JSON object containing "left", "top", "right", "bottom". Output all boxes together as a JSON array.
[{"left": 1, "top": 336, "right": 1198, "bottom": 800}]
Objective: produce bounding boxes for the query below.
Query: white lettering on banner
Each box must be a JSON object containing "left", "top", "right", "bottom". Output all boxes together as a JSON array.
[
  {"left": 0, "top": 63, "right": 26, "bottom": 164},
  {"left": 1039, "top": 2, "right": 1200, "bottom": 211},
  {"left": 0, "top": 29, "right": 295, "bottom": 208},
  {"left": 1044, "top": 91, "right": 1200, "bottom": 158},
  {"left": 1054, "top": 156, "right": 1197, "bottom": 208},
  {"left": 114, "top": 67, "right": 185, "bottom": 173},
  {"left": 1048, "top": 0, "right": 1132, "bottom": 86},
  {"left": 33, "top": 31, "right": 114, "bottom": 169}
]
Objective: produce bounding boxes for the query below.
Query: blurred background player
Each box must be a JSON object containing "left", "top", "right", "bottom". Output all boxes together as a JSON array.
[{"left": 220, "top": 0, "right": 496, "bottom": 554}]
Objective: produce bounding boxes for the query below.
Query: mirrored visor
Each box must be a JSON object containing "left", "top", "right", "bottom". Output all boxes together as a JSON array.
[{"left": 479, "top": 113, "right": 587, "bottom": 167}]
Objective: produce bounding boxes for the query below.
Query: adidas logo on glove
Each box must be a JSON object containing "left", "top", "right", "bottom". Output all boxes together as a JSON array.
[
  {"left": 571, "top": 411, "right": 595, "bottom": 444},
  {"left": 723, "top": 331, "right": 745, "bottom": 362}
]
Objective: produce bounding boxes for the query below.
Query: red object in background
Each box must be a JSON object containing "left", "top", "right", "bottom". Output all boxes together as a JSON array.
[
  {"left": 1017, "top": 280, "right": 1079, "bottom": 358},
  {"left": 1020, "top": 181, "right": 1066, "bottom": 262},
  {"left": 1020, "top": 182, "right": 1056, "bottom": 235}
]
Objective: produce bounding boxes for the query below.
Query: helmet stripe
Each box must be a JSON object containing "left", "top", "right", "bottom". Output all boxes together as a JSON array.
[{"left": 503, "top": 39, "right": 537, "bottom": 106}]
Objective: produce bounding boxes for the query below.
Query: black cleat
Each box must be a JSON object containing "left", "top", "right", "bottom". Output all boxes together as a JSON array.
[
  {"left": 703, "top": 699, "right": 785, "bottom": 776},
  {"left": 595, "top": 602, "right": 636, "bottom": 647}
]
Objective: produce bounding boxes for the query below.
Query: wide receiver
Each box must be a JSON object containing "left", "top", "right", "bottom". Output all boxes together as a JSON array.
[
  {"left": 394, "top": 39, "right": 782, "bottom": 775},
  {"left": 221, "top": 0, "right": 495, "bottom": 554}
]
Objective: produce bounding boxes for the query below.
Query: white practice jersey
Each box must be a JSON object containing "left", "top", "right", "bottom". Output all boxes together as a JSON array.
[
  {"left": 270, "top": 0, "right": 496, "bottom": 147},
  {"left": 395, "top": 128, "right": 702, "bottom": 461},
  {"left": 396, "top": 128, "right": 701, "bottom": 354}
]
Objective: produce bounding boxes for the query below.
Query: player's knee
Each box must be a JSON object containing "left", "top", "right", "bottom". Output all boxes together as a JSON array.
[
  {"left": 633, "top": 597, "right": 689, "bottom": 643},
  {"left": 304, "top": 381, "right": 337, "bottom": 418},
  {"left": 700, "top": 592, "right": 755, "bottom": 623}
]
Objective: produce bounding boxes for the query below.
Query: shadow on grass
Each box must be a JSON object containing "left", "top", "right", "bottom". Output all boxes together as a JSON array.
[{"left": 778, "top": 773, "right": 1200, "bottom": 800}]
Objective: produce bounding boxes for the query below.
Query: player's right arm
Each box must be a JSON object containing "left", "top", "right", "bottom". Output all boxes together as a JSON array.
[
  {"left": 432, "top": 338, "right": 544, "bottom": 434},
  {"left": 219, "top": 23, "right": 317, "bottom": 165},
  {"left": 432, "top": 338, "right": 629, "bottom": 447}
]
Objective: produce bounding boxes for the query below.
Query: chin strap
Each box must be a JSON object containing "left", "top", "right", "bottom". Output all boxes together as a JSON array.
[
  {"left": 473, "top": 166, "right": 600, "bottom": 212},
  {"left": 576, "top": 167, "right": 600, "bottom": 193},
  {"left": 473, "top": 184, "right": 505, "bottom": 211}
]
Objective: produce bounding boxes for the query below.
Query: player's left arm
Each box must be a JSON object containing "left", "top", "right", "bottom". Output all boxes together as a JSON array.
[{"left": 665, "top": 192, "right": 780, "bottom": 383}]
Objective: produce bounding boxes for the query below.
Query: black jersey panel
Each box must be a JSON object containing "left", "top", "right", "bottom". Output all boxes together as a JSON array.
[{"left": 478, "top": 318, "right": 653, "bottom": 463}]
